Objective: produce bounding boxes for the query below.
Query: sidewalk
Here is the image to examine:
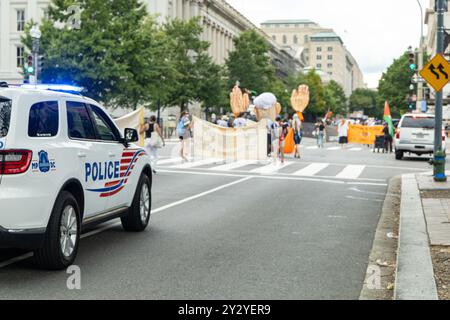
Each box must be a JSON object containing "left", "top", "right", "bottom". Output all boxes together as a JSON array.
[{"left": 395, "top": 171, "right": 450, "bottom": 300}]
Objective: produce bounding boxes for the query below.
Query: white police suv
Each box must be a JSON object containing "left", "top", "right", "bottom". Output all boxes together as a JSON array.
[{"left": 0, "top": 84, "right": 152, "bottom": 269}]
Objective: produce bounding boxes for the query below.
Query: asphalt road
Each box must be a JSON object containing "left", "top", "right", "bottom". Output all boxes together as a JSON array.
[{"left": 0, "top": 138, "right": 433, "bottom": 299}]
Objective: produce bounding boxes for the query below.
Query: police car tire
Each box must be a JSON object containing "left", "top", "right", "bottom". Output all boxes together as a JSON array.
[
  {"left": 34, "top": 191, "right": 81, "bottom": 270},
  {"left": 121, "top": 173, "right": 151, "bottom": 232}
]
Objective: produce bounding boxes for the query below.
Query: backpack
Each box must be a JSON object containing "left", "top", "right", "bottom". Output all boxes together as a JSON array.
[{"left": 177, "top": 119, "right": 186, "bottom": 137}]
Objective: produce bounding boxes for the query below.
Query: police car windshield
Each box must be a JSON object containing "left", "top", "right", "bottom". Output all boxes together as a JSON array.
[{"left": 0, "top": 97, "right": 12, "bottom": 138}]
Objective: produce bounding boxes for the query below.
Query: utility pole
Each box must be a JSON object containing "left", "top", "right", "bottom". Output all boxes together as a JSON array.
[
  {"left": 433, "top": 0, "right": 447, "bottom": 181},
  {"left": 30, "top": 26, "right": 41, "bottom": 85}
]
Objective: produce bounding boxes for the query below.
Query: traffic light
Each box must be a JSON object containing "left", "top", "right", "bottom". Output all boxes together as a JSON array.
[
  {"left": 408, "top": 51, "right": 416, "bottom": 71},
  {"left": 25, "top": 54, "right": 34, "bottom": 74},
  {"left": 37, "top": 55, "right": 45, "bottom": 75}
]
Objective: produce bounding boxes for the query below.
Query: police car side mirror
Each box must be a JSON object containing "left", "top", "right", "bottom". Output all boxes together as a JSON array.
[{"left": 124, "top": 128, "right": 139, "bottom": 143}]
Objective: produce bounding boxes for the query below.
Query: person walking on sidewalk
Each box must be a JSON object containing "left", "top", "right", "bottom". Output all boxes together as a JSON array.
[
  {"left": 278, "top": 119, "right": 289, "bottom": 164},
  {"left": 292, "top": 114, "right": 303, "bottom": 158},
  {"left": 315, "top": 119, "right": 325, "bottom": 148},
  {"left": 141, "top": 115, "right": 165, "bottom": 174},
  {"left": 338, "top": 118, "right": 349, "bottom": 149},
  {"left": 383, "top": 121, "right": 393, "bottom": 153},
  {"left": 177, "top": 111, "right": 192, "bottom": 162}
]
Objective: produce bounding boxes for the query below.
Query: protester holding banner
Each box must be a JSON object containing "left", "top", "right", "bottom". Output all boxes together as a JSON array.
[
  {"left": 383, "top": 122, "right": 393, "bottom": 153},
  {"left": 141, "top": 115, "right": 165, "bottom": 174},
  {"left": 177, "top": 111, "right": 192, "bottom": 162},
  {"left": 338, "top": 119, "right": 349, "bottom": 149},
  {"left": 292, "top": 114, "right": 303, "bottom": 158}
]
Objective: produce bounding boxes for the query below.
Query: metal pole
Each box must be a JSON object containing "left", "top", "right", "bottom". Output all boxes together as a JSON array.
[
  {"left": 434, "top": 0, "right": 447, "bottom": 181},
  {"left": 417, "top": 0, "right": 424, "bottom": 113}
]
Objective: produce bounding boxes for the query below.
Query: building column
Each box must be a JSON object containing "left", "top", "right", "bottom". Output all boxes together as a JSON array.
[
  {"left": 183, "top": 0, "right": 191, "bottom": 20},
  {"left": 177, "top": 0, "right": 183, "bottom": 19}
]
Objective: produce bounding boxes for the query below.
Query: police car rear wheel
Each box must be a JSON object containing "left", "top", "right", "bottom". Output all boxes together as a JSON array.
[
  {"left": 121, "top": 173, "right": 151, "bottom": 232},
  {"left": 34, "top": 191, "right": 80, "bottom": 270}
]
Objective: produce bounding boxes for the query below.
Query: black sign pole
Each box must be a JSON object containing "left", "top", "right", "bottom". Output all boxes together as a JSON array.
[{"left": 434, "top": 0, "right": 447, "bottom": 181}]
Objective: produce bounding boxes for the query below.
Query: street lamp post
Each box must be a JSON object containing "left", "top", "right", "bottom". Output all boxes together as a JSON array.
[{"left": 30, "top": 26, "right": 41, "bottom": 85}]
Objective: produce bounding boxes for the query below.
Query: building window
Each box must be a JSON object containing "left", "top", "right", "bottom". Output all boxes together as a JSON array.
[
  {"left": 272, "top": 35, "right": 276, "bottom": 41},
  {"left": 317, "top": 47, "right": 322, "bottom": 52},
  {"left": 328, "top": 55, "right": 333, "bottom": 60},
  {"left": 328, "top": 72, "right": 333, "bottom": 76},
  {"left": 317, "top": 55, "right": 322, "bottom": 60},
  {"left": 304, "top": 35, "right": 309, "bottom": 43},
  {"left": 293, "top": 35, "right": 298, "bottom": 44},
  {"left": 283, "top": 35, "right": 287, "bottom": 44},
  {"left": 16, "top": 46, "right": 25, "bottom": 68},
  {"left": 327, "top": 63, "right": 333, "bottom": 68},
  {"left": 328, "top": 47, "right": 333, "bottom": 52},
  {"left": 17, "top": 9, "right": 25, "bottom": 32},
  {"left": 317, "top": 64, "right": 322, "bottom": 69}
]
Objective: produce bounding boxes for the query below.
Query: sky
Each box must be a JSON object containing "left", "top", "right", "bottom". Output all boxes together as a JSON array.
[{"left": 226, "top": 0, "right": 430, "bottom": 89}]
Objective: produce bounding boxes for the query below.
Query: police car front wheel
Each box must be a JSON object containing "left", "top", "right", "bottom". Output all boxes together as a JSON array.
[
  {"left": 34, "top": 191, "right": 81, "bottom": 270},
  {"left": 121, "top": 173, "right": 151, "bottom": 232}
]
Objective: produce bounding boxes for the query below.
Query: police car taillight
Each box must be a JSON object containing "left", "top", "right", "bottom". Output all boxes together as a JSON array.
[{"left": 0, "top": 150, "right": 32, "bottom": 175}]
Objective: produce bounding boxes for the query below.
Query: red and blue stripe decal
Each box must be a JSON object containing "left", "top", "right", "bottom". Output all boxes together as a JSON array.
[{"left": 87, "top": 149, "right": 146, "bottom": 198}]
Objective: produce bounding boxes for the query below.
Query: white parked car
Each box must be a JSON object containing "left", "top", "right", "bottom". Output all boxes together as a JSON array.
[
  {"left": 394, "top": 113, "right": 446, "bottom": 160},
  {"left": 0, "top": 85, "right": 152, "bottom": 269}
]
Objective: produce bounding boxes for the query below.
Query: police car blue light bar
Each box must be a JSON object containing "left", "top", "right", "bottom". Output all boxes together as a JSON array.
[{"left": 21, "top": 84, "right": 84, "bottom": 92}]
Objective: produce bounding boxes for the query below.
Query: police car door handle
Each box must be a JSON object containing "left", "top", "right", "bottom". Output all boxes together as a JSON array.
[
  {"left": 108, "top": 152, "right": 116, "bottom": 158},
  {"left": 77, "top": 152, "right": 87, "bottom": 158}
]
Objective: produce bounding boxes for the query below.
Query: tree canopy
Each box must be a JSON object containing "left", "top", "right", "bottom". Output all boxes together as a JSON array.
[{"left": 349, "top": 88, "right": 378, "bottom": 117}]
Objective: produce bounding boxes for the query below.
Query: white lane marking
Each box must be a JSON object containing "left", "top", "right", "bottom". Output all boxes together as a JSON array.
[
  {"left": 250, "top": 162, "right": 293, "bottom": 174},
  {"left": 157, "top": 157, "right": 184, "bottom": 165},
  {"left": 152, "top": 177, "right": 253, "bottom": 214},
  {"left": 327, "top": 146, "right": 341, "bottom": 151},
  {"left": 158, "top": 169, "right": 387, "bottom": 185},
  {"left": 336, "top": 165, "right": 366, "bottom": 179},
  {"left": 307, "top": 146, "right": 319, "bottom": 150},
  {"left": 171, "top": 158, "right": 221, "bottom": 169},
  {"left": 209, "top": 160, "right": 258, "bottom": 171},
  {"left": 349, "top": 148, "right": 362, "bottom": 151},
  {"left": 346, "top": 195, "right": 384, "bottom": 203},
  {"left": 0, "top": 177, "right": 253, "bottom": 269},
  {"left": 292, "top": 163, "right": 329, "bottom": 176}
]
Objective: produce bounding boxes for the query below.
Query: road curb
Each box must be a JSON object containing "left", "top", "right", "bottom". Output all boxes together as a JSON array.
[
  {"left": 394, "top": 174, "right": 438, "bottom": 300},
  {"left": 359, "top": 176, "right": 401, "bottom": 300}
]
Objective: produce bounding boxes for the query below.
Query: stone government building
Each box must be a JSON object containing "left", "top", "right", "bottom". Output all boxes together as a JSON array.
[{"left": 261, "top": 19, "right": 366, "bottom": 97}]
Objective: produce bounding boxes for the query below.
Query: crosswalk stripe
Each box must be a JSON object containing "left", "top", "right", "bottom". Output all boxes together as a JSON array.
[
  {"left": 209, "top": 160, "right": 258, "bottom": 171},
  {"left": 327, "top": 146, "right": 341, "bottom": 151},
  {"left": 307, "top": 146, "right": 319, "bottom": 150},
  {"left": 250, "top": 162, "right": 293, "bottom": 174},
  {"left": 171, "top": 158, "right": 221, "bottom": 169},
  {"left": 335, "top": 165, "right": 366, "bottom": 179},
  {"left": 349, "top": 147, "right": 362, "bottom": 151},
  {"left": 292, "top": 163, "right": 330, "bottom": 176}
]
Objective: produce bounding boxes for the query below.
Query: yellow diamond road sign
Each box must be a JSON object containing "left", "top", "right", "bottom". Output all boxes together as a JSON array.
[{"left": 420, "top": 54, "right": 450, "bottom": 92}]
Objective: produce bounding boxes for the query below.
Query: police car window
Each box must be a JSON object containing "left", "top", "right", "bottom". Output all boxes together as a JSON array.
[
  {"left": 88, "top": 105, "right": 119, "bottom": 142},
  {"left": 0, "top": 97, "right": 12, "bottom": 138},
  {"left": 66, "top": 101, "right": 96, "bottom": 140},
  {"left": 28, "top": 101, "right": 59, "bottom": 137}
]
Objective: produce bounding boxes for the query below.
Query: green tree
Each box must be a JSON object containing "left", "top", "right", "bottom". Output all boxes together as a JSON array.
[
  {"left": 288, "top": 70, "right": 327, "bottom": 117},
  {"left": 324, "top": 80, "right": 347, "bottom": 115},
  {"left": 349, "top": 88, "right": 378, "bottom": 117},
  {"left": 23, "top": 0, "right": 168, "bottom": 109},
  {"left": 163, "top": 18, "right": 224, "bottom": 112},
  {"left": 377, "top": 51, "right": 418, "bottom": 117},
  {"left": 226, "top": 30, "right": 276, "bottom": 95}
]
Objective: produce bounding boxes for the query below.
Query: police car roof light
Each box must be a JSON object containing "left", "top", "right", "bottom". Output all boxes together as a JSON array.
[{"left": 20, "top": 84, "right": 84, "bottom": 93}]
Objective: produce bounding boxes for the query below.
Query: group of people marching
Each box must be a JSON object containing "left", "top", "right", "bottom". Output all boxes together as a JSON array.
[{"left": 267, "top": 114, "right": 304, "bottom": 163}]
